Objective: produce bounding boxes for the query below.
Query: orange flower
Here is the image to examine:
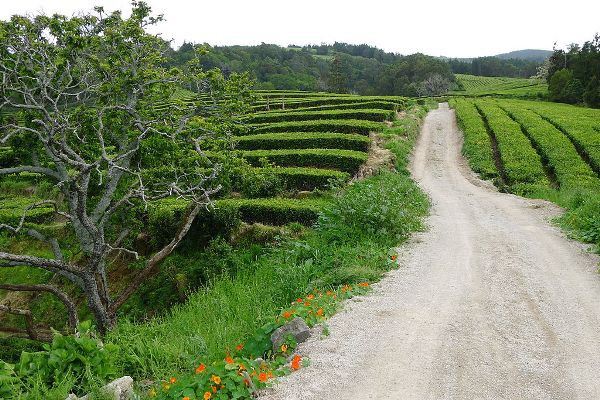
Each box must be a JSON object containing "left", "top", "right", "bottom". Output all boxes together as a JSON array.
[
  {"left": 326, "top": 290, "right": 333, "bottom": 296},
  {"left": 258, "top": 372, "right": 268, "bottom": 383},
  {"left": 183, "top": 397, "right": 190, "bottom": 400},
  {"left": 203, "top": 392, "right": 212, "bottom": 400},
  {"left": 225, "top": 355, "right": 234, "bottom": 364},
  {"left": 236, "top": 343, "right": 244, "bottom": 351},
  {"left": 291, "top": 354, "right": 302, "bottom": 371},
  {"left": 283, "top": 310, "right": 293, "bottom": 319},
  {"left": 281, "top": 344, "right": 288, "bottom": 353},
  {"left": 304, "top": 301, "right": 311, "bottom": 306},
  {"left": 307, "top": 294, "right": 315, "bottom": 300},
  {"left": 358, "top": 282, "right": 369, "bottom": 287},
  {"left": 296, "top": 298, "right": 303, "bottom": 303},
  {"left": 391, "top": 254, "right": 397, "bottom": 261},
  {"left": 238, "top": 363, "right": 246, "bottom": 371},
  {"left": 169, "top": 377, "right": 177, "bottom": 384},
  {"left": 195, "top": 363, "right": 206, "bottom": 374},
  {"left": 316, "top": 308, "right": 324, "bottom": 316},
  {"left": 211, "top": 375, "right": 221, "bottom": 385},
  {"left": 212, "top": 386, "right": 217, "bottom": 393}
]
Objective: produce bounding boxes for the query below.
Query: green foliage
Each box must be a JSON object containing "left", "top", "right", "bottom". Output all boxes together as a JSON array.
[
  {"left": 451, "top": 74, "right": 548, "bottom": 99},
  {"left": 547, "top": 35, "right": 600, "bottom": 108},
  {"left": 4, "top": 322, "right": 119, "bottom": 398},
  {"left": 247, "top": 108, "right": 394, "bottom": 124},
  {"left": 549, "top": 69, "right": 583, "bottom": 104},
  {"left": 241, "top": 149, "right": 368, "bottom": 173},
  {"left": 235, "top": 132, "right": 370, "bottom": 152},
  {"left": 219, "top": 198, "right": 325, "bottom": 226},
  {"left": 318, "top": 172, "right": 428, "bottom": 242},
  {"left": 474, "top": 100, "right": 548, "bottom": 192},
  {"left": 238, "top": 167, "right": 284, "bottom": 198},
  {"left": 268, "top": 167, "right": 350, "bottom": 191},
  {"left": 450, "top": 98, "right": 498, "bottom": 180},
  {"left": 248, "top": 119, "right": 383, "bottom": 136}
]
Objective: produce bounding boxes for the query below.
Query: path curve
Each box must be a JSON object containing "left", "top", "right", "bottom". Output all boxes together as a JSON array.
[{"left": 261, "top": 103, "right": 600, "bottom": 399}]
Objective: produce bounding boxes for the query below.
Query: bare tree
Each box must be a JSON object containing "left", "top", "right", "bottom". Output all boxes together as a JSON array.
[
  {"left": 0, "top": 3, "right": 251, "bottom": 334},
  {"left": 417, "top": 74, "right": 451, "bottom": 97}
]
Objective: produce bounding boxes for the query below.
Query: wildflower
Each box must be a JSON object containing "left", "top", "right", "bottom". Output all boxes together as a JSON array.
[
  {"left": 169, "top": 377, "right": 177, "bottom": 384},
  {"left": 326, "top": 290, "right": 333, "bottom": 296},
  {"left": 163, "top": 384, "right": 171, "bottom": 391},
  {"left": 236, "top": 343, "right": 244, "bottom": 351},
  {"left": 195, "top": 363, "right": 206, "bottom": 374},
  {"left": 212, "top": 386, "right": 217, "bottom": 393},
  {"left": 358, "top": 282, "right": 370, "bottom": 287},
  {"left": 391, "top": 254, "right": 397, "bottom": 261},
  {"left": 283, "top": 310, "right": 293, "bottom": 319},
  {"left": 304, "top": 301, "right": 311, "bottom": 306},
  {"left": 267, "top": 371, "right": 274, "bottom": 379},
  {"left": 316, "top": 308, "right": 324, "bottom": 316},
  {"left": 281, "top": 344, "right": 288, "bottom": 353},
  {"left": 291, "top": 354, "right": 302, "bottom": 371},
  {"left": 307, "top": 294, "right": 315, "bottom": 300},
  {"left": 259, "top": 372, "right": 268, "bottom": 382},
  {"left": 183, "top": 397, "right": 190, "bottom": 400},
  {"left": 225, "top": 355, "right": 235, "bottom": 364},
  {"left": 203, "top": 392, "right": 212, "bottom": 400},
  {"left": 211, "top": 375, "right": 221, "bottom": 385},
  {"left": 238, "top": 363, "right": 246, "bottom": 371},
  {"left": 296, "top": 298, "right": 303, "bottom": 303}
]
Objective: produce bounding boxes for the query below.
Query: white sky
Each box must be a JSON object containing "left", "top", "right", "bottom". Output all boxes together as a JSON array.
[{"left": 0, "top": 0, "right": 598, "bottom": 58}]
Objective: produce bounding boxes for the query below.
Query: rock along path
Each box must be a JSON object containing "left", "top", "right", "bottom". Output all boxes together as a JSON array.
[{"left": 261, "top": 103, "right": 600, "bottom": 400}]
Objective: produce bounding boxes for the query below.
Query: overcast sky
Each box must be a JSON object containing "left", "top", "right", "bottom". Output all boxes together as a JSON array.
[{"left": 1, "top": 0, "right": 598, "bottom": 58}]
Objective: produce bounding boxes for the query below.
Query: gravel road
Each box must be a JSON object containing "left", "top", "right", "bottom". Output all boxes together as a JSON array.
[{"left": 261, "top": 103, "right": 600, "bottom": 400}]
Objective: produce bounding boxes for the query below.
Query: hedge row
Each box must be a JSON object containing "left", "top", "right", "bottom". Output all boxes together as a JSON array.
[
  {"left": 246, "top": 119, "right": 383, "bottom": 136},
  {"left": 450, "top": 99, "right": 498, "bottom": 180},
  {"left": 235, "top": 132, "right": 370, "bottom": 152},
  {"left": 501, "top": 103, "right": 600, "bottom": 192},
  {"left": 252, "top": 97, "right": 405, "bottom": 112},
  {"left": 0, "top": 196, "right": 55, "bottom": 225},
  {"left": 267, "top": 167, "right": 350, "bottom": 191},
  {"left": 252, "top": 101, "right": 399, "bottom": 114},
  {"left": 241, "top": 149, "right": 368, "bottom": 173},
  {"left": 531, "top": 110, "right": 600, "bottom": 178},
  {"left": 247, "top": 108, "right": 394, "bottom": 124},
  {"left": 147, "top": 197, "right": 325, "bottom": 244},
  {"left": 475, "top": 101, "right": 548, "bottom": 187},
  {"left": 219, "top": 198, "right": 324, "bottom": 226}
]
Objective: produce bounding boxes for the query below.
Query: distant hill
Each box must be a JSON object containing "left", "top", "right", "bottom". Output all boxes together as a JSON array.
[{"left": 494, "top": 49, "right": 552, "bottom": 62}]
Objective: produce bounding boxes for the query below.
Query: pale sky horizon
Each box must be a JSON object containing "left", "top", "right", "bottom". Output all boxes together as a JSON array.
[{"left": 0, "top": 0, "right": 598, "bottom": 58}]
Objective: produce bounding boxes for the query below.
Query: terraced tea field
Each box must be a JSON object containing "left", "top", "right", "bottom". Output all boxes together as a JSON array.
[
  {"left": 0, "top": 91, "right": 407, "bottom": 252},
  {"left": 451, "top": 74, "right": 548, "bottom": 98}
]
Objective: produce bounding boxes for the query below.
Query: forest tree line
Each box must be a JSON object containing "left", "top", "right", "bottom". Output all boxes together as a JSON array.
[{"left": 546, "top": 35, "right": 600, "bottom": 107}]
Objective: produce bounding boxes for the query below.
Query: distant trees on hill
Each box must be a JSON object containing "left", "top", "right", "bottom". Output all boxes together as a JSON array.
[
  {"left": 447, "top": 57, "right": 540, "bottom": 78},
  {"left": 547, "top": 35, "right": 600, "bottom": 107},
  {"left": 166, "top": 42, "right": 454, "bottom": 96}
]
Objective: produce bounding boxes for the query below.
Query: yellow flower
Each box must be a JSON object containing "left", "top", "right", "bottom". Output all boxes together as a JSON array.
[
  {"left": 281, "top": 344, "right": 289, "bottom": 353},
  {"left": 203, "top": 392, "right": 212, "bottom": 400},
  {"left": 211, "top": 375, "right": 221, "bottom": 385}
]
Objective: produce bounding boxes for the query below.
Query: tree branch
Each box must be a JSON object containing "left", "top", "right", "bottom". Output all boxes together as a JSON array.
[{"left": 0, "top": 284, "right": 79, "bottom": 330}]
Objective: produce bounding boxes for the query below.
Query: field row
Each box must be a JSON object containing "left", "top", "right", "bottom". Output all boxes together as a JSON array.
[{"left": 451, "top": 98, "right": 600, "bottom": 195}]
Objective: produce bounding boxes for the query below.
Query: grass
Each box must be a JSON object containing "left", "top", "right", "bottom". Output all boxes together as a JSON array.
[{"left": 105, "top": 104, "right": 431, "bottom": 384}]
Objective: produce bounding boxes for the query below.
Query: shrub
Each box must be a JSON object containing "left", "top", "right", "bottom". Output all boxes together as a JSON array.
[
  {"left": 235, "top": 132, "right": 370, "bottom": 152},
  {"left": 246, "top": 119, "right": 383, "bottom": 136},
  {"left": 269, "top": 167, "right": 350, "bottom": 191},
  {"left": 241, "top": 149, "right": 368, "bottom": 173},
  {"left": 219, "top": 198, "right": 325, "bottom": 226},
  {"left": 10, "top": 322, "right": 119, "bottom": 397},
  {"left": 238, "top": 167, "right": 285, "bottom": 198},
  {"left": 247, "top": 109, "right": 394, "bottom": 124},
  {"left": 318, "top": 171, "right": 429, "bottom": 242}
]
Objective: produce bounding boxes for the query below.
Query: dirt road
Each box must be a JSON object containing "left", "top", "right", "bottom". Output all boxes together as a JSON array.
[{"left": 261, "top": 103, "right": 600, "bottom": 400}]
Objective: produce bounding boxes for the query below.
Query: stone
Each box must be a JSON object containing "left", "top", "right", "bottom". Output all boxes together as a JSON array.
[
  {"left": 270, "top": 317, "right": 310, "bottom": 350},
  {"left": 67, "top": 376, "right": 134, "bottom": 400}
]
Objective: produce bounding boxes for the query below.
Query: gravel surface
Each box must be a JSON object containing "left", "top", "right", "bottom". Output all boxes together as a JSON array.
[{"left": 260, "top": 103, "right": 600, "bottom": 400}]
